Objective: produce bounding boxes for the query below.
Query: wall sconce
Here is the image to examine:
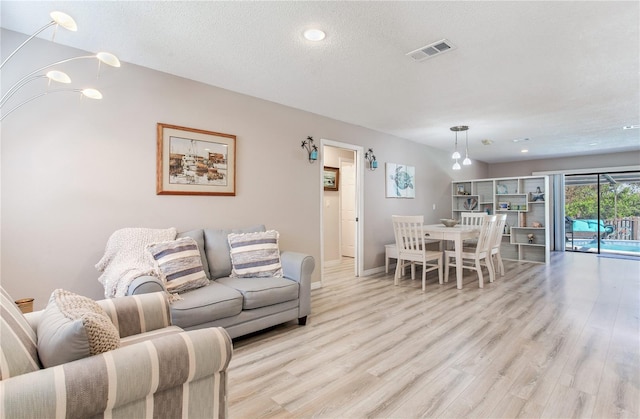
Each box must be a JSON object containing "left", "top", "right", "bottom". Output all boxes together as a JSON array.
[
  {"left": 0, "top": 11, "right": 120, "bottom": 121},
  {"left": 365, "top": 148, "right": 378, "bottom": 170},
  {"left": 301, "top": 136, "right": 318, "bottom": 163}
]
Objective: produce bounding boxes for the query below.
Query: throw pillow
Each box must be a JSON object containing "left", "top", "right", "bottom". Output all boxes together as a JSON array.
[
  {"left": 37, "top": 289, "right": 120, "bottom": 368},
  {"left": 147, "top": 237, "right": 209, "bottom": 293},
  {"left": 228, "top": 230, "right": 283, "bottom": 278},
  {"left": 0, "top": 286, "right": 41, "bottom": 379}
]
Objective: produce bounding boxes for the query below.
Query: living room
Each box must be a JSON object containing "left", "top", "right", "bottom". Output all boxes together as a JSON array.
[
  {"left": 2, "top": 0, "right": 638, "bottom": 308},
  {"left": 1, "top": 1, "right": 639, "bottom": 417}
]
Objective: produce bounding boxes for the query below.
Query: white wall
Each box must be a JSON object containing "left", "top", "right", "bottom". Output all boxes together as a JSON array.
[
  {"left": 488, "top": 151, "right": 640, "bottom": 178},
  {"left": 1, "top": 30, "right": 486, "bottom": 308}
]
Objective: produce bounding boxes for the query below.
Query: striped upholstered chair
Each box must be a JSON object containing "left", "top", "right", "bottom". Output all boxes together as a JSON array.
[{"left": 0, "top": 286, "right": 232, "bottom": 418}]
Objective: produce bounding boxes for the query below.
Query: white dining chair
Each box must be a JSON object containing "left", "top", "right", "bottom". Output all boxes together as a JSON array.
[
  {"left": 490, "top": 214, "right": 508, "bottom": 276},
  {"left": 460, "top": 212, "right": 485, "bottom": 245},
  {"left": 444, "top": 214, "right": 497, "bottom": 288},
  {"left": 461, "top": 212, "right": 485, "bottom": 227},
  {"left": 392, "top": 215, "right": 443, "bottom": 292}
]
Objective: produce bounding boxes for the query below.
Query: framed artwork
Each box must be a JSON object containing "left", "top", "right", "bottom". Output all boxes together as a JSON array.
[
  {"left": 323, "top": 166, "right": 339, "bottom": 191},
  {"left": 386, "top": 163, "right": 415, "bottom": 198},
  {"left": 157, "top": 123, "right": 236, "bottom": 196},
  {"left": 456, "top": 184, "right": 466, "bottom": 195}
]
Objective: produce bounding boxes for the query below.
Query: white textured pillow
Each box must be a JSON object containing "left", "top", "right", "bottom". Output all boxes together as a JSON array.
[
  {"left": 37, "top": 289, "right": 120, "bottom": 368},
  {"left": 228, "top": 230, "right": 283, "bottom": 278},
  {"left": 147, "top": 237, "right": 209, "bottom": 293}
]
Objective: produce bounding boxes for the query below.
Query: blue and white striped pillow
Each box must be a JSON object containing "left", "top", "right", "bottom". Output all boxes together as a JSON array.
[
  {"left": 147, "top": 237, "right": 209, "bottom": 293},
  {"left": 227, "top": 230, "right": 283, "bottom": 278}
]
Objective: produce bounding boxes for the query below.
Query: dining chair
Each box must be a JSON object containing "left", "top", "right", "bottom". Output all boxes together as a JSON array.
[
  {"left": 460, "top": 212, "right": 485, "bottom": 245},
  {"left": 490, "top": 214, "right": 508, "bottom": 276},
  {"left": 392, "top": 215, "right": 443, "bottom": 291},
  {"left": 461, "top": 212, "right": 485, "bottom": 227},
  {"left": 444, "top": 214, "right": 497, "bottom": 288}
]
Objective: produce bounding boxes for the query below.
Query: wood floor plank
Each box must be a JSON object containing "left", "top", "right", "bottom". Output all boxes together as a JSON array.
[{"left": 228, "top": 252, "right": 640, "bottom": 418}]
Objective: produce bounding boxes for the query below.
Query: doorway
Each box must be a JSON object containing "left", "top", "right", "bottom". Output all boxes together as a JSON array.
[
  {"left": 320, "top": 140, "right": 364, "bottom": 283},
  {"left": 564, "top": 171, "right": 640, "bottom": 256}
]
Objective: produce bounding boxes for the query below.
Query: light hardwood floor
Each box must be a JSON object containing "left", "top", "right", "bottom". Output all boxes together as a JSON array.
[{"left": 229, "top": 252, "right": 640, "bottom": 418}]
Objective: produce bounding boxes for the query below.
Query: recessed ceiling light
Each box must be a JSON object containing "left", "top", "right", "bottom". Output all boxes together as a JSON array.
[
  {"left": 521, "top": 149, "right": 529, "bottom": 153},
  {"left": 589, "top": 142, "right": 599, "bottom": 146},
  {"left": 623, "top": 125, "right": 639, "bottom": 130},
  {"left": 304, "top": 29, "right": 326, "bottom": 41}
]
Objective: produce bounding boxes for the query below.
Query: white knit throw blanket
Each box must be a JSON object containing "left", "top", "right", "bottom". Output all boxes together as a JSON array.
[{"left": 96, "top": 227, "right": 177, "bottom": 298}]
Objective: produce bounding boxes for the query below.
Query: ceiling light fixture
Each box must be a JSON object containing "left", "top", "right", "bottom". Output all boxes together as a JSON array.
[
  {"left": 521, "top": 149, "right": 529, "bottom": 153},
  {"left": 450, "top": 125, "right": 470, "bottom": 169},
  {"left": 303, "top": 29, "right": 326, "bottom": 41},
  {"left": 0, "top": 12, "right": 119, "bottom": 120}
]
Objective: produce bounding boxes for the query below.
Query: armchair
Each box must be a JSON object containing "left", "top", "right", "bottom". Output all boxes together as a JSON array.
[{"left": 0, "top": 287, "right": 232, "bottom": 418}]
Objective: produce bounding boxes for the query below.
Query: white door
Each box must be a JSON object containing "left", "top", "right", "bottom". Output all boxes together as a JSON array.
[{"left": 341, "top": 160, "right": 356, "bottom": 257}]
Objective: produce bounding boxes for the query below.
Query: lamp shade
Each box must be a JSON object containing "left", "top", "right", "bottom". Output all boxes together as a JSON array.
[
  {"left": 46, "top": 70, "right": 71, "bottom": 84},
  {"left": 50, "top": 11, "right": 77, "bottom": 31},
  {"left": 81, "top": 88, "right": 102, "bottom": 99},
  {"left": 96, "top": 52, "right": 121, "bottom": 67}
]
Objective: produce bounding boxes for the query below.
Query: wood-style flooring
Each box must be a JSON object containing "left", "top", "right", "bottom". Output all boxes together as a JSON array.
[{"left": 228, "top": 252, "right": 640, "bottom": 418}]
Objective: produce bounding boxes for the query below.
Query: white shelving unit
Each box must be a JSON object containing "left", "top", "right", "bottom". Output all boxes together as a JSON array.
[{"left": 452, "top": 176, "right": 550, "bottom": 264}]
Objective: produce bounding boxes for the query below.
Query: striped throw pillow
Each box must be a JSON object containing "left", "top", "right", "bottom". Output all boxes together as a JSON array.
[
  {"left": 147, "top": 237, "right": 209, "bottom": 293},
  {"left": 228, "top": 230, "right": 283, "bottom": 278},
  {"left": 0, "top": 286, "right": 41, "bottom": 379}
]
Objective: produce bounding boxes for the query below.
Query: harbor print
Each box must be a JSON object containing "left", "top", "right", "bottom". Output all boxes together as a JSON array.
[{"left": 168, "top": 136, "right": 228, "bottom": 186}]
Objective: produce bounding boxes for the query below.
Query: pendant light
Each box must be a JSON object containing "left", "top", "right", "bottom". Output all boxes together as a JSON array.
[
  {"left": 463, "top": 128, "right": 472, "bottom": 165},
  {"left": 450, "top": 125, "right": 470, "bottom": 169}
]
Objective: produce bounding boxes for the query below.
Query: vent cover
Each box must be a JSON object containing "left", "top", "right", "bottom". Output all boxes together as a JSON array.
[{"left": 406, "top": 39, "right": 456, "bottom": 62}]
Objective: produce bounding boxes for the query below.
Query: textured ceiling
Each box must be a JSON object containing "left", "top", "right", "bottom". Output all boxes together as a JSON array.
[{"left": 1, "top": 1, "right": 639, "bottom": 164}]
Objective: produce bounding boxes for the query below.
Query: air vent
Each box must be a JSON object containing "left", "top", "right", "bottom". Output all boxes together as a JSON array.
[{"left": 406, "top": 39, "right": 456, "bottom": 62}]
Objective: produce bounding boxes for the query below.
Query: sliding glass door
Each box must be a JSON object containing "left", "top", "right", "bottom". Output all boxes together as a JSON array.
[{"left": 564, "top": 171, "right": 640, "bottom": 256}]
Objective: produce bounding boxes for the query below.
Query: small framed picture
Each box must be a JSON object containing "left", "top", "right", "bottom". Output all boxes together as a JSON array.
[
  {"left": 456, "top": 185, "right": 466, "bottom": 195},
  {"left": 498, "top": 201, "right": 510, "bottom": 210},
  {"left": 323, "top": 166, "right": 339, "bottom": 191}
]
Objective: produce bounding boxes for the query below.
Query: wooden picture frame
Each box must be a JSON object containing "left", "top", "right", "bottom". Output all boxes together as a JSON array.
[
  {"left": 157, "top": 123, "right": 236, "bottom": 196},
  {"left": 323, "top": 166, "right": 339, "bottom": 191}
]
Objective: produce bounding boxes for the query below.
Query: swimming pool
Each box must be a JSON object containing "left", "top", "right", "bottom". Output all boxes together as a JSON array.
[{"left": 569, "top": 239, "right": 640, "bottom": 255}]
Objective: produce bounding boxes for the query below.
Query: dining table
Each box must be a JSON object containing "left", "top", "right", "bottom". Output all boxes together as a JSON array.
[{"left": 422, "top": 224, "right": 481, "bottom": 289}]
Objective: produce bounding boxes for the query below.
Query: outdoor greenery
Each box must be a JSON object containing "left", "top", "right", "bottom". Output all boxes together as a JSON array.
[{"left": 565, "top": 183, "right": 640, "bottom": 220}]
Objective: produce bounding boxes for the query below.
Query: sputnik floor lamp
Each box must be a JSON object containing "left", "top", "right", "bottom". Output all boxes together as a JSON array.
[{"left": 1, "top": 11, "right": 120, "bottom": 121}]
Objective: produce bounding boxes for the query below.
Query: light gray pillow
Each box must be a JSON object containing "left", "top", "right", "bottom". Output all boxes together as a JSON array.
[{"left": 37, "top": 289, "right": 120, "bottom": 368}]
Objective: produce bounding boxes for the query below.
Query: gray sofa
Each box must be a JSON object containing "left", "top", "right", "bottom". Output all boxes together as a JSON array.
[{"left": 126, "top": 225, "right": 315, "bottom": 339}]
